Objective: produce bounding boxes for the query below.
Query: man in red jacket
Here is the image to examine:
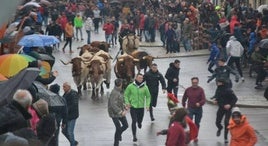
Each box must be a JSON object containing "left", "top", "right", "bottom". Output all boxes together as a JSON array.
[
  {"left": 182, "top": 77, "right": 206, "bottom": 142},
  {"left": 103, "top": 19, "right": 114, "bottom": 45}
]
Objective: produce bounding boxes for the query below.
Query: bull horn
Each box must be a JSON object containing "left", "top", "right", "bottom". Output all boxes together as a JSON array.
[
  {"left": 134, "top": 58, "right": 139, "bottom": 62},
  {"left": 142, "top": 56, "right": 146, "bottom": 60},
  {"left": 60, "top": 59, "right": 71, "bottom": 65},
  {"left": 118, "top": 58, "right": 124, "bottom": 62}
]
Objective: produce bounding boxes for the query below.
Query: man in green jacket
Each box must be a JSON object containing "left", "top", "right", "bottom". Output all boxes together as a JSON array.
[
  {"left": 124, "top": 73, "right": 151, "bottom": 142},
  {"left": 74, "top": 14, "right": 83, "bottom": 41}
]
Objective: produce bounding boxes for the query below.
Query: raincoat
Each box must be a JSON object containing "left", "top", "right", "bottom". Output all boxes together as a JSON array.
[{"left": 228, "top": 115, "right": 257, "bottom": 146}]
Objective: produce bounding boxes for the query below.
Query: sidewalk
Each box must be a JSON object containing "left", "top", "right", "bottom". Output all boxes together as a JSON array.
[{"left": 138, "top": 42, "right": 268, "bottom": 108}]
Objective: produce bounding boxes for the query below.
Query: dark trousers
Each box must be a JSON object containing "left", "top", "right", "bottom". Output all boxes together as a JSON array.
[
  {"left": 63, "top": 37, "right": 72, "bottom": 51},
  {"left": 215, "top": 107, "right": 231, "bottom": 139},
  {"left": 130, "top": 108, "right": 144, "bottom": 137},
  {"left": 227, "top": 56, "right": 243, "bottom": 77},
  {"left": 208, "top": 61, "right": 216, "bottom": 74},
  {"left": 255, "top": 65, "right": 266, "bottom": 85},
  {"left": 149, "top": 91, "right": 158, "bottom": 119},
  {"left": 112, "top": 116, "right": 128, "bottom": 146},
  {"left": 167, "top": 84, "right": 178, "bottom": 98}
]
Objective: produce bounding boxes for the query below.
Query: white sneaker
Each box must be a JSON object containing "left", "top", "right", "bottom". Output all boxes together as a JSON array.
[{"left": 241, "top": 77, "right": 245, "bottom": 82}]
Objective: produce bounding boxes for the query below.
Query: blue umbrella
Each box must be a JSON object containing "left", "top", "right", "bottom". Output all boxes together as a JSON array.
[
  {"left": 42, "top": 35, "right": 60, "bottom": 46},
  {"left": 18, "top": 34, "right": 60, "bottom": 47}
]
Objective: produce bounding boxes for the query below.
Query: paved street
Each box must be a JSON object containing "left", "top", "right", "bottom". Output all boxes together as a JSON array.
[{"left": 50, "top": 27, "right": 268, "bottom": 146}]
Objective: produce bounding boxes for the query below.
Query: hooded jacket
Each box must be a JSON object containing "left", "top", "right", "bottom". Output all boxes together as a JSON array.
[
  {"left": 124, "top": 81, "right": 151, "bottom": 108},
  {"left": 229, "top": 16, "right": 239, "bottom": 34},
  {"left": 226, "top": 36, "right": 244, "bottom": 57},
  {"left": 108, "top": 87, "right": 125, "bottom": 118},
  {"left": 208, "top": 43, "right": 220, "bottom": 63},
  {"left": 165, "top": 63, "right": 180, "bottom": 86},
  {"left": 214, "top": 84, "right": 237, "bottom": 108},
  {"left": 228, "top": 115, "right": 257, "bottom": 146}
]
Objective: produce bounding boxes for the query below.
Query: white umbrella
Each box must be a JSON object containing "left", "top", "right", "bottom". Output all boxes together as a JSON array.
[
  {"left": 257, "top": 5, "right": 268, "bottom": 13},
  {"left": 24, "top": 1, "right": 41, "bottom": 7}
]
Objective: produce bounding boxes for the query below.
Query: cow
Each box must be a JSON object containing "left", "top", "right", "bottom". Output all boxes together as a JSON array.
[
  {"left": 114, "top": 54, "right": 139, "bottom": 89},
  {"left": 60, "top": 57, "right": 90, "bottom": 96},
  {"left": 90, "top": 41, "right": 110, "bottom": 52},
  {"left": 87, "top": 55, "right": 107, "bottom": 100},
  {"left": 131, "top": 50, "right": 155, "bottom": 74},
  {"left": 122, "top": 34, "right": 140, "bottom": 54}
]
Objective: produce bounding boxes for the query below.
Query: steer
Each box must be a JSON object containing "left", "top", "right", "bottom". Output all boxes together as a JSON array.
[
  {"left": 131, "top": 50, "right": 154, "bottom": 74},
  {"left": 90, "top": 41, "right": 110, "bottom": 52},
  {"left": 122, "top": 34, "right": 140, "bottom": 54},
  {"left": 95, "top": 50, "right": 112, "bottom": 88},
  {"left": 114, "top": 54, "right": 139, "bottom": 89},
  {"left": 87, "top": 55, "right": 107, "bottom": 100},
  {"left": 78, "top": 44, "right": 100, "bottom": 56},
  {"left": 60, "top": 57, "right": 90, "bottom": 96}
]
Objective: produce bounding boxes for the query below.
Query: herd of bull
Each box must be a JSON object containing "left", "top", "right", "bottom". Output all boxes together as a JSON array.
[{"left": 60, "top": 41, "right": 154, "bottom": 100}]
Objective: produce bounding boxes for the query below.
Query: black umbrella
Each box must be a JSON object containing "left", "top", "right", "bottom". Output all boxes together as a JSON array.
[
  {"left": 0, "top": 68, "right": 40, "bottom": 106},
  {"left": 109, "top": 0, "right": 120, "bottom": 4},
  {"left": 259, "top": 39, "right": 268, "bottom": 49},
  {"left": 33, "top": 81, "right": 65, "bottom": 107},
  {"left": 39, "top": 53, "right": 55, "bottom": 61}
]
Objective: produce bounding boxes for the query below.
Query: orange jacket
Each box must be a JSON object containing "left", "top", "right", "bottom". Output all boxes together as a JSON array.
[
  {"left": 65, "top": 22, "right": 74, "bottom": 38},
  {"left": 228, "top": 115, "right": 257, "bottom": 146}
]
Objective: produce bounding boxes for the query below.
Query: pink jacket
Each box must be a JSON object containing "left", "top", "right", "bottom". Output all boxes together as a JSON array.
[{"left": 29, "top": 106, "right": 40, "bottom": 133}]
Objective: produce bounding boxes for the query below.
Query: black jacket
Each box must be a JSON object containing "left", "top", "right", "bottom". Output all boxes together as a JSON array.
[
  {"left": 63, "top": 89, "right": 79, "bottom": 120},
  {"left": 165, "top": 63, "right": 180, "bottom": 86},
  {"left": 0, "top": 100, "right": 32, "bottom": 135},
  {"left": 208, "top": 65, "right": 239, "bottom": 84},
  {"left": 144, "top": 69, "right": 166, "bottom": 94},
  {"left": 215, "top": 85, "right": 238, "bottom": 108}
]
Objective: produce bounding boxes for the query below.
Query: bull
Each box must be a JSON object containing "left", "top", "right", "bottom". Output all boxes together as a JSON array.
[
  {"left": 114, "top": 54, "right": 139, "bottom": 89},
  {"left": 131, "top": 51, "right": 155, "bottom": 74}
]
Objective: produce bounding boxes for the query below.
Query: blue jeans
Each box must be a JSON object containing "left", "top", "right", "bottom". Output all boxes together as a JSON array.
[
  {"left": 86, "top": 30, "right": 91, "bottom": 44},
  {"left": 105, "top": 34, "right": 112, "bottom": 44},
  {"left": 75, "top": 27, "right": 83, "bottom": 40},
  {"left": 62, "top": 119, "right": 77, "bottom": 146},
  {"left": 182, "top": 38, "right": 192, "bottom": 52},
  {"left": 188, "top": 107, "right": 203, "bottom": 129}
]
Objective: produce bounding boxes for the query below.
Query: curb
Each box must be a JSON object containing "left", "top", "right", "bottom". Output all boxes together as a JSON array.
[
  {"left": 206, "top": 99, "right": 268, "bottom": 108},
  {"left": 154, "top": 53, "right": 210, "bottom": 59}
]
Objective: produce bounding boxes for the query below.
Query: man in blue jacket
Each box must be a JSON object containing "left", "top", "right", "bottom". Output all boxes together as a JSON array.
[{"left": 207, "top": 42, "right": 220, "bottom": 74}]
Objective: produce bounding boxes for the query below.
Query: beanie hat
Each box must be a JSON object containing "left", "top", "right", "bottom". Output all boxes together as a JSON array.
[
  {"left": 49, "top": 84, "right": 60, "bottom": 94},
  {"left": 32, "top": 99, "right": 49, "bottom": 118},
  {"left": 232, "top": 107, "right": 242, "bottom": 117}
]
